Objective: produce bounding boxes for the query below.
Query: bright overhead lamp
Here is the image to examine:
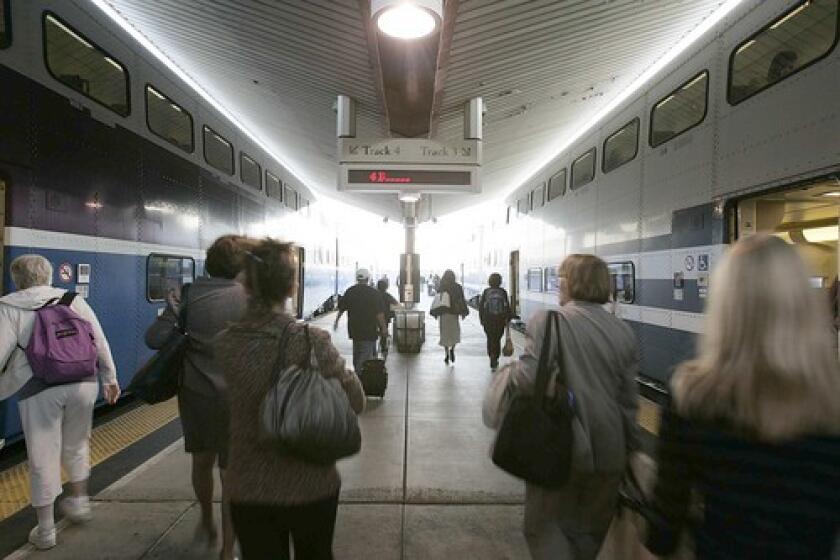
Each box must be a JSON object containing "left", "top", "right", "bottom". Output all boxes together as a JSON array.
[
  {"left": 399, "top": 192, "right": 422, "bottom": 203},
  {"left": 373, "top": 0, "right": 442, "bottom": 40},
  {"left": 802, "top": 225, "right": 838, "bottom": 243},
  {"left": 819, "top": 191, "right": 840, "bottom": 197}
]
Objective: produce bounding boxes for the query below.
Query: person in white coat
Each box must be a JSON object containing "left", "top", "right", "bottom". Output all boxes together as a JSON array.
[{"left": 0, "top": 255, "right": 120, "bottom": 550}]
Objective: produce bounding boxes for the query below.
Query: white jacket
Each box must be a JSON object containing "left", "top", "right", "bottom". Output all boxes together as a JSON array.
[{"left": 0, "top": 286, "right": 117, "bottom": 400}]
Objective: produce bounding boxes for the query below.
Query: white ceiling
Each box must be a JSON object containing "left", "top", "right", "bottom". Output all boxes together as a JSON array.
[{"left": 99, "top": 0, "right": 729, "bottom": 219}]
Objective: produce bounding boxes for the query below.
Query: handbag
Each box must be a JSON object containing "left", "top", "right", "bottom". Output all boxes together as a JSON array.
[
  {"left": 430, "top": 291, "right": 450, "bottom": 318},
  {"left": 259, "top": 324, "right": 362, "bottom": 464},
  {"left": 491, "top": 311, "right": 575, "bottom": 488},
  {"left": 502, "top": 326, "right": 514, "bottom": 357},
  {"left": 128, "top": 284, "right": 191, "bottom": 404}
]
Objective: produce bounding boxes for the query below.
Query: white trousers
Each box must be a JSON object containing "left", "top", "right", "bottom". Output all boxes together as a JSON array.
[{"left": 18, "top": 382, "right": 98, "bottom": 507}]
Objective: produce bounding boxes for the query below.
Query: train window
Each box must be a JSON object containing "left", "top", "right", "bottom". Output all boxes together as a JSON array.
[
  {"left": 44, "top": 13, "right": 130, "bottom": 116},
  {"left": 527, "top": 267, "right": 543, "bottom": 292},
  {"left": 603, "top": 118, "right": 639, "bottom": 173},
  {"left": 547, "top": 169, "right": 566, "bottom": 201},
  {"left": 203, "top": 126, "right": 234, "bottom": 175},
  {"left": 240, "top": 153, "right": 262, "bottom": 190},
  {"left": 284, "top": 185, "right": 298, "bottom": 210},
  {"left": 729, "top": 0, "right": 839, "bottom": 105},
  {"left": 544, "top": 266, "right": 560, "bottom": 292},
  {"left": 650, "top": 71, "right": 708, "bottom": 147},
  {"left": 571, "top": 148, "right": 596, "bottom": 190},
  {"left": 608, "top": 262, "right": 635, "bottom": 304},
  {"left": 1, "top": 0, "right": 11, "bottom": 48},
  {"left": 145, "top": 85, "right": 193, "bottom": 153},
  {"left": 147, "top": 254, "right": 195, "bottom": 302},
  {"left": 532, "top": 183, "right": 546, "bottom": 209},
  {"left": 518, "top": 196, "right": 529, "bottom": 215},
  {"left": 265, "top": 171, "right": 283, "bottom": 202}
]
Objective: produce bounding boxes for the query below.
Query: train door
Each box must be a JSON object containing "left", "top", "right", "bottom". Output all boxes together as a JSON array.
[
  {"left": 509, "top": 250, "right": 520, "bottom": 318},
  {"left": 733, "top": 177, "right": 839, "bottom": 349}
]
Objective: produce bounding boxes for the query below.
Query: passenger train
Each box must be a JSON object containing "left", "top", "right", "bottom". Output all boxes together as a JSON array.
[
  {"left": 0, "top": 0, "right": 380, "bottom": 444},
  {"left": 461, "top": 0, "right": 840, "bottom": 391}
]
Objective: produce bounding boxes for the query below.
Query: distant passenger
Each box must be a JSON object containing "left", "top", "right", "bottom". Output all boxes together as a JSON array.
[
  {"left": 0, "top": 255, "right": 120, "bottom": 550},
  {"left": 479, "top": 273, "right": 512, "bottom": 370},
  {"left": 484, "top": 254, "right": 639, "bottom": 560},
  {"left": 145, "top": 235, "right": 250, "bottom": 560},
  {"left": 646, "top": 234, "right": 840, "bottom": 560},
  {"left": 217, "top": 238, "right": 365, "bottom": 560},
  {"left": 377, "top": 278, "right": 399, "bottom": 354},
  {"left": 333, "top": 269, "right": 387, "bottom": 372},
  {"left": 432, "top": 269, "right": 469, "bottom": 365}
]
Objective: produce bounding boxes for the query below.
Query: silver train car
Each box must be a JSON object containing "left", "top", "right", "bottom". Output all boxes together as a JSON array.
[{"left": 461, "top": 0, "right": 840, "bottom": 389}]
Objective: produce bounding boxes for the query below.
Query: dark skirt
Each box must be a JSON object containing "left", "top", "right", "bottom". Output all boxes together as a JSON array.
[{"left": 177, "top": 387, "right": 230, "bottom": 468}]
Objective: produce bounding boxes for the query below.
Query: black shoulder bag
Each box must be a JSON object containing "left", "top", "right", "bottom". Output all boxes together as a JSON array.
[
  {"left": 128, "top": 284, "right": 191, "bottom": 404},
  {"left": 491, "top": 311, "right": 574, "bottom": 488}
]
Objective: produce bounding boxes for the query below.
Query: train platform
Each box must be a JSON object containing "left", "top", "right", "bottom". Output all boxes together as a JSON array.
[{"left": 0, "top": 306, "right": 660, "bottom": 559}]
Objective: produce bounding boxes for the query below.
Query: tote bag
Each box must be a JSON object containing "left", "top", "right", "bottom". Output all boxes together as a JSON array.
[
  {"left": 430, "top": 291, "right": 450, "bottom": 318},
  {"left": 259, "top": 325, "right": 361, "bottom": 464},
  {"left": 128, "top": 284, "right": 191, "bottom": 404},
  {"left": 491, "top": 311, "right": 575, "bottom": 488}
]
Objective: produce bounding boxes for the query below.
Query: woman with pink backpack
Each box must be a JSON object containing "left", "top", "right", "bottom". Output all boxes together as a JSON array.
[{"left": 0, "top": 254, "right": 119, "bottom": 550}]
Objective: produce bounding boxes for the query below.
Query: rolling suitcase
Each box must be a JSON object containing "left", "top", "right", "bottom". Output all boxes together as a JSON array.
[{"left": 360, "top": 355, "right": 388, "bottom": 398}]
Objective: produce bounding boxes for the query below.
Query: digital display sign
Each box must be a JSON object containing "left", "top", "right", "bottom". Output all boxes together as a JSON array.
[{"left": 347, "top": 169, "right": 472, "bottom": 186}]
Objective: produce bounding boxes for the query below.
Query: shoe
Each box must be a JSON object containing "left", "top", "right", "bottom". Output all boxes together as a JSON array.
[
  {"left": 450, "top": 349, "right": 455, "bottom": 363},
  {"left": 29, "top": 525, "right": 56, "bottom": 550},
  {"left": 444, "top": 355, "right": 450, "bottom": 365},
  {"left": 194, "top": 520, "right": 218, "bottom": 547},
  {"left": 61, "top": 496, "right": 92, "bottom": 524}
]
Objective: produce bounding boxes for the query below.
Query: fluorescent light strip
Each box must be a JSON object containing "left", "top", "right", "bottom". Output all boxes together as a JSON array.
[
  {"left": 501, "top": 0, "right": 747, "bottom": 204},
  {"left": 87, "top": 0, "right": 319, "bottom": 199},
  {"left": 770, "top": 1, "right": 809, "bottom": 30}
]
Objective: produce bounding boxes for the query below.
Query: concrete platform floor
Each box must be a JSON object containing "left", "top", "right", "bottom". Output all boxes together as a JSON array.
[{"left": 6, "top": 304, "right": 540, "bottom": 559}]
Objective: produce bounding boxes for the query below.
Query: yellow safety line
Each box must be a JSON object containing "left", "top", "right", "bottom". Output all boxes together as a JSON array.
[
  {"left": 637, "top": 397, "right": 662, "bottom": 436},
  {"left": 0, "top": 399, "right": 179, "bottom": 522}
]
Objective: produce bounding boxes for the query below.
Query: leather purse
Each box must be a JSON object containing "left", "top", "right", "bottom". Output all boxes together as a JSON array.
[
  {"left": 128, "top": 284, "right": 191, "bottom": 404},
  {"left": 492, "top": 311, "right": 575, "bottom": 488}
]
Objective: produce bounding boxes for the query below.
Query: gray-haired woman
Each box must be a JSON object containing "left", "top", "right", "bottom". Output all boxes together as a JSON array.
[
  {"left": 0, "top": 254, "right": 119, "bottom": 550},
  {"left": 484, "top": 254, "right": 639, "bottom": 560}
]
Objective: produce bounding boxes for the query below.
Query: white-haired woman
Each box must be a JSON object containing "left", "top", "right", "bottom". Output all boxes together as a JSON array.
[
  {"left": 646, "top": 234, "right": 840, "bottom": 559},
  {"left": 0, "top": 255, "right": 119, "bottom": 550}
]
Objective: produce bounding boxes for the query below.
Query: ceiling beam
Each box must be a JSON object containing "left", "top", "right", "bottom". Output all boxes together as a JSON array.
[
  {"left": 357, "top": 0, "right": 392, "bottom": 136},
  {"left": 429, "top": 0, "right": 460, "bottom": 138}
]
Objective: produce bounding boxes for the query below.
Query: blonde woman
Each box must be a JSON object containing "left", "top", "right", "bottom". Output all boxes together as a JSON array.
[{"left": 646, "top": 234, "right": 840, "bottom": 559}]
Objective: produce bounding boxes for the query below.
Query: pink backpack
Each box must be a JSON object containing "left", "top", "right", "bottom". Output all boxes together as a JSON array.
[{"left": 23, "top": 292, "right": 98, "bottom": 384}]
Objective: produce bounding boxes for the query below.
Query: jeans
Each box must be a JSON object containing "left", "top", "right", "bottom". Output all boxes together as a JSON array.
[
  {"left": 231, "top": 494, "right": 339, "bottom": 560},
  {"left": 352, "top": 339, "right": 377, "bottom": 372}
]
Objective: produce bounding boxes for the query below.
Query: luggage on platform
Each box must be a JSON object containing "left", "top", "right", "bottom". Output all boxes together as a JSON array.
[{"left": 360, "top": 355, "right": 388, "bottom": 397}]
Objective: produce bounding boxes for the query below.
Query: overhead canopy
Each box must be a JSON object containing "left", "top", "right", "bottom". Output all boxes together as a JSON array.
[{"left": 100, "top": 0, "right": 732, "bottom": 220}]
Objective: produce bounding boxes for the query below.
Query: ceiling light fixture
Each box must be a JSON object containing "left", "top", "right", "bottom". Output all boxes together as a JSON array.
[
  {"left": 373, "top": 0, "right": 442, "bottom": 39},
  {"left": 819, "top": 191, "right": 840, "bottom": 197},
  {"left": 399, "top": 192, "right": 422, "bottom": 203}
]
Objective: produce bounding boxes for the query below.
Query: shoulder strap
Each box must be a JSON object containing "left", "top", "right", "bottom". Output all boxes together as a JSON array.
[
  {"left": 178, "top": 283, "right": 191, "bottom": 332},
  {"left": 533, "top": 311, "right": 556, "bottom": 407},
  {"left": 552, "top": 311, "right": 567, "bottom": 390},
  {"left": 37, "top": 297, "right": 60, "bottom": 310},
  {"left": 58, "top": 291, "right": 77, "bottom": 306}
]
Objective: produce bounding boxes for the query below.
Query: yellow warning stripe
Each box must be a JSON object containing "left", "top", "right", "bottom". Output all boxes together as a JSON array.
[
  {"left": 0, "top": 399, "right": 178, "bottom": 522},
  {"left": 637, "top": 396, "right": 662, "bottom": 436}
]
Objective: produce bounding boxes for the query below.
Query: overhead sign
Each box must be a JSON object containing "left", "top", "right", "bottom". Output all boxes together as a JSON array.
[
  {"left": 340, "top": 164, "right": 479, "bottom": 193},
  {"left": 339, "top": 138, "right": 481, "bottom": 165}
]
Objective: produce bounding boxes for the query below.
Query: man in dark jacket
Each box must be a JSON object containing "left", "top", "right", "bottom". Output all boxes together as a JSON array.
[
  {"left": 334, "top": 269, "right": 387, "bottom": 372},
  {"left": 479, "top": 273, "right": 512, "bottom": 369}
]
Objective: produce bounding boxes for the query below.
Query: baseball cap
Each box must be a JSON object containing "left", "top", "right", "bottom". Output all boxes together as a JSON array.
[{"left": 356, "top": 268, "right": 370, "bottom": 281}]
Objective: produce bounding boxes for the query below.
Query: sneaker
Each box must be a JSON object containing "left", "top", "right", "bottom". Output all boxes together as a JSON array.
[
  {"left": 60, "top": 496, "right": 92, "bottom": 524},
  {"left": 28, "top": 525, "right": 56, "bottom": 550}
]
